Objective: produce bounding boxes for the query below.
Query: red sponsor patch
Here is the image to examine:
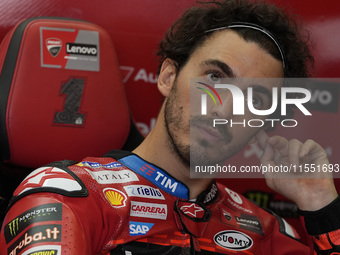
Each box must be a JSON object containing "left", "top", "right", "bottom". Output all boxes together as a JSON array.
[{"left": 103, "top": 188, "right": 127, "bottom": 208}]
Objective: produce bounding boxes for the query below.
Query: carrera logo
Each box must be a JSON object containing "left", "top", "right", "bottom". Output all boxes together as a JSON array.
[
  {"left": 46, "top": 38, "right": 62, "bottom": 57},
  {"left": 104, "top": 188, "right": 127, "bottom": 208},
  {"left": 66, "top": 43, "right": 97, "bottom": 56},
  {"left": 214, "top": 230, "right": 253, "bottom": 251},
  {"left": 130, "top": 201, "right": 167, "bottom": 220}
]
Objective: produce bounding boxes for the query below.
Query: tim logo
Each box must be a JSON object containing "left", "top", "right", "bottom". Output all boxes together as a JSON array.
[
  {"left": 140, "top": 164, "right": 156, "bottom": 176},
  {"left": 140, "top": 164, "right": 178, "bottom": 194}
]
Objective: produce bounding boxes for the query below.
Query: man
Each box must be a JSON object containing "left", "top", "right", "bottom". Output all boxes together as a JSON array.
[{"left": 1, "top": 0, "right": 339, "bottom": 254}]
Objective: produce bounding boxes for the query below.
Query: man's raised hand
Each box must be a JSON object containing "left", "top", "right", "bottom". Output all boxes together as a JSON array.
[{"left": 255, "top": 130, "right": 337, "bottom": 211}]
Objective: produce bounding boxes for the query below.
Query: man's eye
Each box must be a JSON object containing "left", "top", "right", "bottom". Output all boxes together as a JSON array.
[
  {"left": 246, "top": 96, "right": 263, "bottom": 110},
  {"left": 206, "top": 72, "right": 222, "bottom": 83}
]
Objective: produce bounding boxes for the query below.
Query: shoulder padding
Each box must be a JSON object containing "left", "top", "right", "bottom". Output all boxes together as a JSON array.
[{"left": 10, "top": 160, "right": 88, "bottom": 205}]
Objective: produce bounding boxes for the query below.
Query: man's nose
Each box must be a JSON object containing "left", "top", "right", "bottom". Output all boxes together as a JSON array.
[{"left": 210, "top": 93, "right": 235, "bottom": 119}]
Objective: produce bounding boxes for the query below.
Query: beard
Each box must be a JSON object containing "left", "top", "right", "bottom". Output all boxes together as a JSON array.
[
  {"left": 164, "top": 80, "right": 191, "bottom": 167},
  {"left": 164, "top": 80, "right": 240, "bottom": 169}
]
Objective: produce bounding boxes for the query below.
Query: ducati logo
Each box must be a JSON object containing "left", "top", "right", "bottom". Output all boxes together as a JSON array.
[{"left": 46, "top": 38, "right": 62, "bottom": 57}]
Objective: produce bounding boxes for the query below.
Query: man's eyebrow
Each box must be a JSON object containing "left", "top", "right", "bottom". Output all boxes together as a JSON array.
[
  {"left": 249, "top": 84, "right": 273, "bottom": 100},
  {"left": 200, "top": 59, "right": 235, "bottom": 78}
]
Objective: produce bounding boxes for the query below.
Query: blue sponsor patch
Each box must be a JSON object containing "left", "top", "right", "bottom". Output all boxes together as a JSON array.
[
  {"left": 80, "top": 161, "right": 123, "bottom": 169},
  {"left": 129, "top": 221, "right": 154, "bottom": 236},
  {"left": 119, "top": 155, "right": 189, "bottom": 199}
]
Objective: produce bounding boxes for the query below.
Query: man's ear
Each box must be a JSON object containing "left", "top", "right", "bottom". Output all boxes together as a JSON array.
[{"left": 158, "top": 58, "right": 177, "bottom": 97}]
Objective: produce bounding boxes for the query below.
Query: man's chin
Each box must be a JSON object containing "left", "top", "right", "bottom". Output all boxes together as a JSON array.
[{"left": 189, "top": 145, "right": 229, "bottom": 167}]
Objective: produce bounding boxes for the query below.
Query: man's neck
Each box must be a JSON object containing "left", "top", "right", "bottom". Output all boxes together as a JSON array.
[{"left": 132, "top": 114, "right": 213, "bottom": 200}]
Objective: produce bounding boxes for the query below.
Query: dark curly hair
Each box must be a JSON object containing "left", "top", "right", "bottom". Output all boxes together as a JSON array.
[
  {"left": 157, "top": 0, "right": 314, "bottom": 78},
  {"left": 157, "top": 0, "right": 314, "bottom": 121}
]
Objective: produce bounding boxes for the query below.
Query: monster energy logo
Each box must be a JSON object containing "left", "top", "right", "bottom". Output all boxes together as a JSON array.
[
  {"left": 4, "top": 203, "right": 62, "bottom": 244},
  {"left": 8, "top": 218, "right": 19, "bottom": 236}
]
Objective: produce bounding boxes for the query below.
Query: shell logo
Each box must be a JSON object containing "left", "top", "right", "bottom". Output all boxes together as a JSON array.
[{"left": 103, "top": 188, "right": 127, "bottom": 208}]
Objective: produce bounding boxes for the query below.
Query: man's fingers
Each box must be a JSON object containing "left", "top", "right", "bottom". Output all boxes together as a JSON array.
[
  {"left": 288, "top": 139, "right": 303, "bottom": 167},
  {"left": 255, "top": 130, "right": 303, "bottom": 168},
  {"left": 300, "top": 139, "right": 329, "bottom": 165},
  {"left": 256, "top": 131, "right": 287, "bottom": 164},
  {"left": 260, "top": 141, "right": 275, "bottom": 165},
  {"left": 300, "top": 139, "right": 323, "bottom": 157},
  {"left": 268, "top": 136, "right": 288, "bottom": 155},
  {"left": 255, "top": 129, "right": 268, "bottom": 150}
]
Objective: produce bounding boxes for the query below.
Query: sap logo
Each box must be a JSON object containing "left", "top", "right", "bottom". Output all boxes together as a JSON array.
[
  {"left": 124, "top": 185, "right": 165, "bottom": 200},
  {"left": 129, "top": 221, "right": 154, "bottom": 236},
  {"left": 214, "top": 230, "right": 253, "bottom": 251}
]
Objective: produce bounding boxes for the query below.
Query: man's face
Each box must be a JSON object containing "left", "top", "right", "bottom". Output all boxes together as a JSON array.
[{"left": 164, "top": 30, "right": 284, "bottom": 167}]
